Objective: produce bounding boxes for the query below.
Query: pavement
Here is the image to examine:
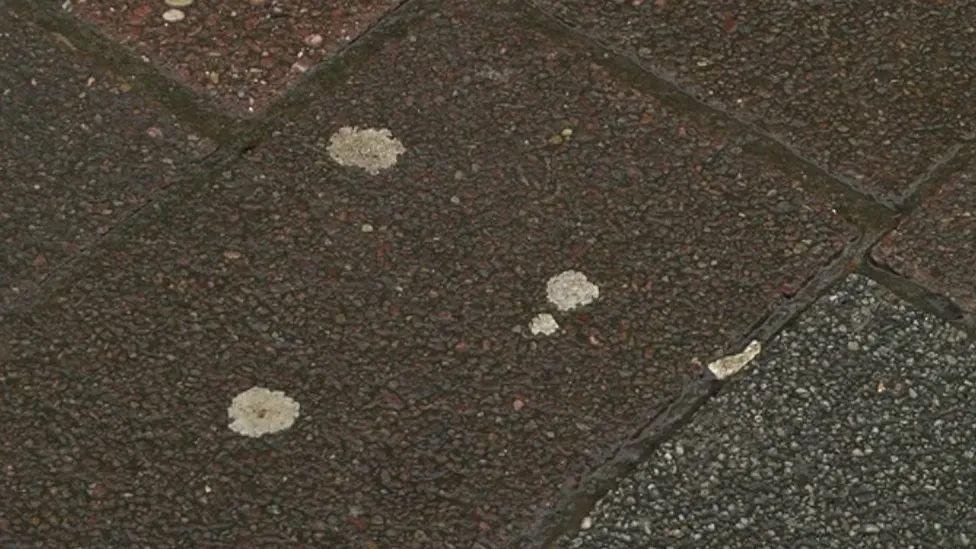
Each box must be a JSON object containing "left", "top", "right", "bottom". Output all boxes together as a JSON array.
[
  {"left": 70, "top": 0, "right": 402, "bottom": 113},
  {"left": 0, "top": 1, "right": 973, "bottom": 548},
  {"left": 536, "top": 0, "right": 976, "bottom": 205},
  {"left": 562, "top": 275, "right": 976, "bottom": 548}
]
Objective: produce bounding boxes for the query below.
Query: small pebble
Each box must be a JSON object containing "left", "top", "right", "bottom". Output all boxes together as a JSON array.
[
  {"left": 707, "top": 340, "right": 761, "bottom": 380},
  {"left": 164, "top": 0, "right": 194, "bottom": 7},
  {"left": 305, "top": 34, "right": 324, "bottom": 47},
  {"left": 361, "top": 224, "right": 374, "bottom": 233},
  {"left": 162, "top": 8, "right": 185, "bottom": 22}
]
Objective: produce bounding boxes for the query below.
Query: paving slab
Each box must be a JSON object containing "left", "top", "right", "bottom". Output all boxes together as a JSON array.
[
  {"left": 873, "top": 159, "right": 976, "bottom": 313},
  {"left": 1, "top": 2, "right": 854, "bottom": 547},
  {"left": 69, "top": 0, "right": 402, "bottom": 113},
  {"left": 0, "top": 9, "right": 212, "bottom": 311},
  {"left": 534, "top": 0, "right": 976, "bottom": 203},
  {"left": 563, "top": 275, "right": 976, "bottom": 548}
]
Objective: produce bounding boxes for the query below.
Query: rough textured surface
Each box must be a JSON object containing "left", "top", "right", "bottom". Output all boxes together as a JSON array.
[
  {"left": 70, "top": 0, "right": 402, "bottom": 113},
  {"left": 0, "top": 3, "right": 854, "bottom": 547},
  {"left": 0, "top": 10, "right": 209, "bottom": 310},
  {"left": 563, "top": 275, "right": 976, "bottom": 548},
  {"left": 535, "top": 0, "right": 976, "bottom": 203},
  {"left": 874, "top": 161, "right": 976, "bottom": 313}
]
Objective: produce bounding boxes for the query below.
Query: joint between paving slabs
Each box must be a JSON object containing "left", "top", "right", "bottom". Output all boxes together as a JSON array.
[
  {"left": 9, "top": 0, "right": 244, "bottom": 146},
  {"left": 514, "top": 4, "right": 976, "bottom": 342},
  {"left": 237, "top": 0, "right": 429, "bottom": 152},
  {"left": 858, "top": 260, "right": 975, "bottom": 334},
  {"left": 894, "top": 142, "right": 969, "bottom": 214},
  {"left": 523, "top": 209, "right": 972, "bottom": 546},
  {"left": 10, "top": 0, "right": 422, "bottom": 152},
  {"left": 0, "top": 152, "right": 245, "bottom": 319},
  {"left": 10, "top": 1, "right": 974, "bottom": 543},
  {"left": 1, "top": 0, "right": 432, "bottom": 317},
  {"left": 522, "top": 1, "right": 899, "bottom": 225},
  {"left": 857, "top": 143, "right": 975, "bottom": 332},
  {"left": 516, "top": 224, "right": 886, "bottom": 548}
]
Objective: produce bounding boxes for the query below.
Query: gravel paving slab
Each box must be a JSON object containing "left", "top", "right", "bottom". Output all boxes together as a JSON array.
[
  {"left": 0, "top": 9, "right": 211, "bottom": 311},
  {"left": 534, "top": 0, "right": 976, "bottom": 203},
  {"left": 874, "top": 159, "right": 976, "bottom": 313},
  {"left": 563, "top": 275, "right": 976, "bottom": 548},
  {"left": 70, "top": 0, "right": 402, "bottom": 113},
  {"left": 1, "top": 2, "right": 853, "bottom": 547}
]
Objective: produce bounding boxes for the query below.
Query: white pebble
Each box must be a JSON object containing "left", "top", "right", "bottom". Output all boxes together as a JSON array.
[{"left": 707, "top": 340, "right": 762, "bottom": 380}]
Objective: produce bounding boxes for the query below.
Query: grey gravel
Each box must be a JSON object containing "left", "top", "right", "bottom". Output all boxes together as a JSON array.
[{"left": 563, "top": 275, "right": 975, "bottom": 548}]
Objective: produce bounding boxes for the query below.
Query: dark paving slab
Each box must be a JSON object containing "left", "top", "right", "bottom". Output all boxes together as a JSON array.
[
  {"left": 1, "top": 2, "right": 854, "bottom": 546},
  {"left": 535, "top": 0, "right": 976, "bottom": 203},
  {"left": 0, "top": 9, "right": 212, "bottom": 311},
  {"left": 70, "top": 0, "right": 401, "bottom": 114},
  {"left": 874, "top": 159, "right": 976, "bottom": 313},
  {"left": 563, "top": 275, "right": 976, "bottom": 548}
]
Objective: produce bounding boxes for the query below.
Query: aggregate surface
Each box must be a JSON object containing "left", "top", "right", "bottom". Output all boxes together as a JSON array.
[
  {"left": 874, "top": 159, "right": 976, "bottom": 313},
  {"left": 0, "top": 9, "right": 210, "bottom": 311},
  {"left": 563, "top": 275, "right": 976, "bottom": 548},
  {"left": 0, "top": 2, "right": 856, "bottom": 547},
  {"left": 71, "top": 0, "right": 402, "bottom": 113},
  {"left": 535, "top": 0, "right": 976, "bottom": 203}
]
